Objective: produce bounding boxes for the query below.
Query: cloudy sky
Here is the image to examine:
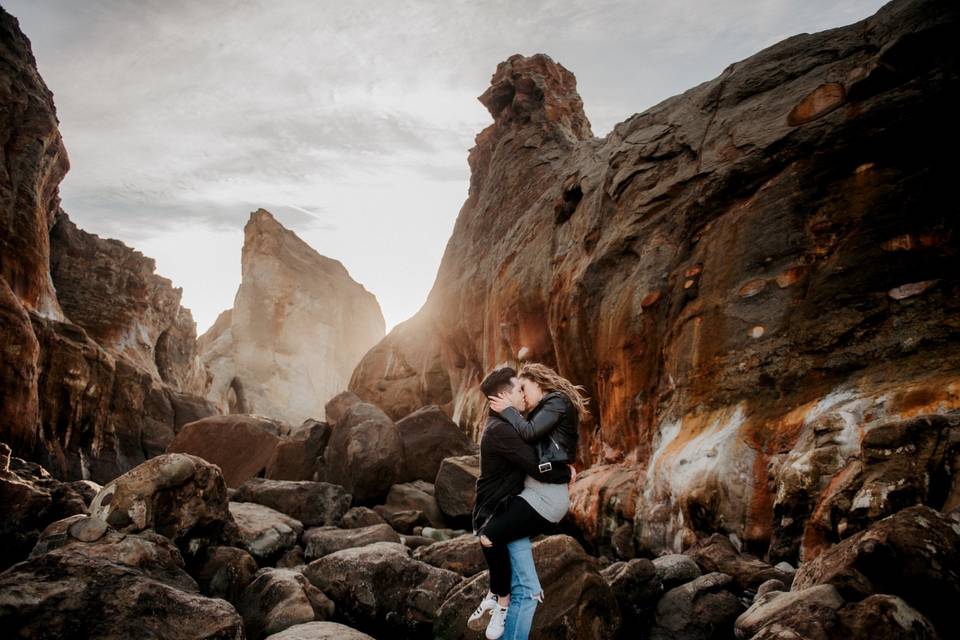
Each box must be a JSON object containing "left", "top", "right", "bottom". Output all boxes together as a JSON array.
[{"left": 6, "top": 0, "right": 886, "bottom": 334}]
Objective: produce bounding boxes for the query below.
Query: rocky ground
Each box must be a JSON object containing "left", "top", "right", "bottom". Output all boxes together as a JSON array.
[{"left": 2, "top": 391, "right": 957, "bottom": 638}]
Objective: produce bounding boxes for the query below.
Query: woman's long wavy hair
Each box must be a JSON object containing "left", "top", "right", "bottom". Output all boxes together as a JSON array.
[{"left": 518, "top": 363, "right": 591, "bottom": 420}]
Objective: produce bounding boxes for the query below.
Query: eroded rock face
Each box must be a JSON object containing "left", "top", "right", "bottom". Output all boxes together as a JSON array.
[
  {"left": 49, "top": 211, "right": 205, "bottom": 394},
  {"left": 0, "top": 9, "right": 67, "bottom": 321},
  {"left": 0, "top": 8, "right": 216, "bottom": 483},
  {"left": 199, "top": 209, "right": 384, "bottom": 425},
  {"left": 348, "top": 0, "right": 960, "bottom": 559}
]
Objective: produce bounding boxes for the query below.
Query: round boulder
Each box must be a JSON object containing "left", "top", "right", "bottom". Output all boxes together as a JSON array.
[
  {"left": 322, "top": 401, "right": 404, "bottom": 503},
  {"left": 395, "top": 405, "right": 476, "bottom": 483}
]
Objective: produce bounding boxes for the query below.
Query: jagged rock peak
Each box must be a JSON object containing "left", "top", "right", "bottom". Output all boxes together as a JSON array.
[
  {"left": 200, "top": 208, "right": 385, "bottom": 425},
  {"left": 478, "top": 53, "right": 592, "bottom": 140},
  {"left": 243, "top": 208, "right": 350, "bottom": 280}
]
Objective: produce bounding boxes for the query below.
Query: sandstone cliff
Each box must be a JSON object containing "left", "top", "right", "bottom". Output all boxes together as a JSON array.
[
  {"left": 350, "top": 0, "right": 960, "bottom": 562},
  {"left": 0, "top": 9, "right": 215, "bottom": 483},
  {"left": 199, "top": 209, "right": 385, "bottom": 424}
]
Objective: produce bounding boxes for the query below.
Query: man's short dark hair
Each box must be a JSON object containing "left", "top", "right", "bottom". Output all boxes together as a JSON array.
[{"left": 481, "top": 366, "right": 517, "bottom": 398}]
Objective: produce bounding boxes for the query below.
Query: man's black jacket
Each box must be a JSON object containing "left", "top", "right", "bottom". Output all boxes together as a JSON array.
[{"left": 472, "top": 411, "right": 571, "bottom": 533}]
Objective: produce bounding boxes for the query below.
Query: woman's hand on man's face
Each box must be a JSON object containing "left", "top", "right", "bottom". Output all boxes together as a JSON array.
[{"left": 489, "top": 394, "right": 511, "bottom": 413}]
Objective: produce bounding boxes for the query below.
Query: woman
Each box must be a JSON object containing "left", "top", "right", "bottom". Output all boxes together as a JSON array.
[{"left": 468, "top": 362, "right": 589, "bottom": 639}]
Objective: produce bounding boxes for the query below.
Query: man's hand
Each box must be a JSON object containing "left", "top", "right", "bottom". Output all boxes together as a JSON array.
[
  {"left": 488, "top": 393, "right": 511, "bottom": 413},
  {"left": 569, "top": 465, "right": 577, "bottom": 485}
]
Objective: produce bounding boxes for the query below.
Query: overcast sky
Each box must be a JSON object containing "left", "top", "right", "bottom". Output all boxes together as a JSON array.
[{"left": 5, "top": 0, "right": 887, "bottom": 334}]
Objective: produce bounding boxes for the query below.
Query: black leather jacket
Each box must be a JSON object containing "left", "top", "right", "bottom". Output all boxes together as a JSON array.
[{"left": 500, "top": 391, "right": 578, "bottom": 466}]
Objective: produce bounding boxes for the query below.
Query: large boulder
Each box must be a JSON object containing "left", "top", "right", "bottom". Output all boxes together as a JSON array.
[
  {"left": 166, "top": 414, "right": 286, "bottom": 487},
  {"left": 232, "top": 478, "right": 351, "bottom": 527},
  {"left": 434, "top": 454, "right": 480, "bottom": 522},
  {"left": 650, "top": 572, "right": 744, "bottom": 640},
  {"left": 229, "top": 501, "right": 304, "bottom": 565},
  {"left": 305, "top": 541, "right": 461, "bottom": 639},
  {"left": 434, "top": 535, "right": 621, "bottom": 640},
  {"left": 88, "top": 453, "right": 235, "bottom": 554},
  {"left": 395, "top": 406, "right": 476, "bottom": 482},
  {"left": 197, "top": 209, "right": 385, "bottom": 425},
  {"left": 266, "top": 420, "right": 332, "bottom": 481},
  {"left": 792, "top": 505, "right": 960, "bottom": 637},
  {"left": 237, "top": 568, "right": 335, "bottom": 640},
  {"left": 0, "top": 527, "right": 244, "bottom": 639},
  {"left": 412, "top": 533, "right": 485, "bottom": 577},
  {"left": 322, "top": 401, "right": 404, "bottom": 503},
  {"left": 302, "top": 524, "right": 400, "bottom": 561}
]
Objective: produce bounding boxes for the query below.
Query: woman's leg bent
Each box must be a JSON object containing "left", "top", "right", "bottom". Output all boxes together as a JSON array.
[{"left": 483, "top": 496, "right": 551, "bottom": 546}]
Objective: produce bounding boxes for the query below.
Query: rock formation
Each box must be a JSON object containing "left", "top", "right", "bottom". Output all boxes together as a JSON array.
[
  {"left": 0, "top": 8, "right": 216, "bottom": 484},
  {"left": 49, "top": 210, "right": 206, "bottom": 393},
  {"left": 350, "top": 0, "right": 960, "bottom": 562},
  {"left": 199, "top": 209, "right": 385, "bottom": 425}
]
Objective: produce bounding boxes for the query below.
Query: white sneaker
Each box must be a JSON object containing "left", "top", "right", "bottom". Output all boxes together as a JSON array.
[
  {"left": 467, "top": 593, "right": 498, "bottom": 631},
  {"left": 485, "top": 604, "right": 508, "bottom": 640}
]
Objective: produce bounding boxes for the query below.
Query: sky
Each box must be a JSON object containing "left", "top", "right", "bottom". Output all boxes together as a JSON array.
[{"left": 5, "top": 0, "right": 887, "bottom": 334}]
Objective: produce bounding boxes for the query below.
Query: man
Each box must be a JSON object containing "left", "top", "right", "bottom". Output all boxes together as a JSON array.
[{"left": 469, "top": 366, "right": 572, "bottom": 639}]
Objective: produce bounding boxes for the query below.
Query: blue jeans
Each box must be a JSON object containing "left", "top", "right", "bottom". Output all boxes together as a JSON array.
[{"left": 502, "top": 537, "right": 543, "bottom": 640}]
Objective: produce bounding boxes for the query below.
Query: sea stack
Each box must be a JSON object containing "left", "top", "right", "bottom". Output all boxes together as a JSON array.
[{"left": 199, "top": 209, "right": 385, "bottom": 424}]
